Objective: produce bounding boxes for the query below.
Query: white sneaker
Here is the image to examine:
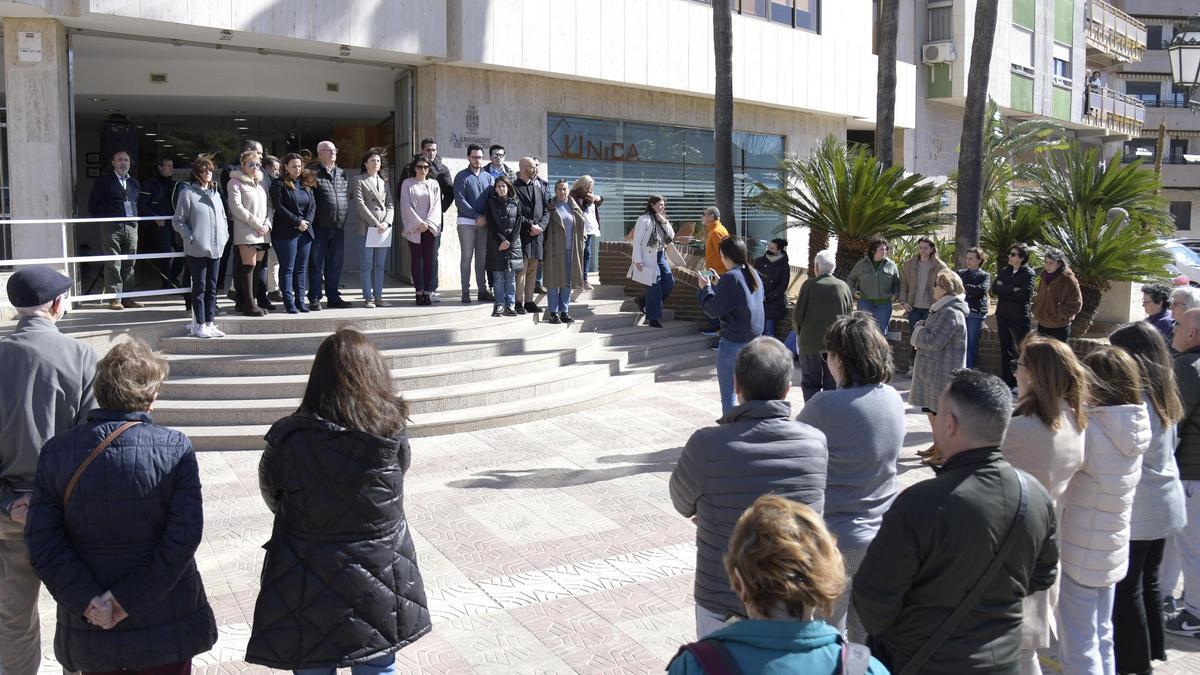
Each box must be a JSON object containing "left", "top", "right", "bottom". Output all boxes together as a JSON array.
[
  {"left": 429, "top": 292, "right": 441, "bottom": 303},
  {"left": 194, "top": 324, "right": 213, "bottom": 338},
  {"left": 206, "top": 323, "right": 226, "bottom": 338}
]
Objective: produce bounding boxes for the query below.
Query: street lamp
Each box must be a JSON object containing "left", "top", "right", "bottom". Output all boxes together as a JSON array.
[{"left": 1168, "top": 14, "right": 1200, "bottom": 113}]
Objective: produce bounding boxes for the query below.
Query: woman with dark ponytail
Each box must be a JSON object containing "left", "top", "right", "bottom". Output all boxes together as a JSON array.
[{"left": 699, "top": 236, "right": 765, "bottom": 415}]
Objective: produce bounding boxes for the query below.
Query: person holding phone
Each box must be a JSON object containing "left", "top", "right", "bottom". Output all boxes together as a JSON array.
[{"left": 698, "top": 237, "right": 765, "bottom": 415}]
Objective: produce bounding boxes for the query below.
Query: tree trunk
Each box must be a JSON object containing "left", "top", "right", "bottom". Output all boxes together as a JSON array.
[
  {"left": 807, "top": 225, "right": 829, "bottom": 277},
  {"left": 713, "top": 0, "right": 738, "bottom": 237},
  {"left": 834, "top": 237, "right": 868, "bottom": 282},
  {"left": 954, "top": 0, "right": 1000, "bottom": 267},
  {"left": 875, "top": 0, "right": 899, "bottom": 168},
  {"left": 1071, "top": 282, "right": 1104, "bottom": 338}
]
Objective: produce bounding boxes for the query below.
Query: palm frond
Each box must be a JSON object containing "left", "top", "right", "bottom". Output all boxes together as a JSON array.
[
  {"left": 1043, "top": 207, "right": 1172, "bottom": 292},
  {"left": 1024, "top": 144, "right": 1172, "bottom": 233}
]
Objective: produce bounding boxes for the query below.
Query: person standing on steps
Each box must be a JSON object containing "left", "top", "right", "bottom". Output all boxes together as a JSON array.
[
  {"left": 352, "top": 148, "right": 395, "bottom": 309},
  {"left": 227, "top": 149, "right": 273, "bottom": 317},
  {"left": 699, "top": 237, "right": 765, "bottom": 416},
  {"left": 399, "top": 157, "right": 442, "bottom": 307},
  {"left": 543, "top": 180, "right": 585, "bottom": 325},
  {"left": 630, "top": 195, "right": 675, "bottom": 328},
  {"left": 485, "top": 144, "right": 515, "bottom": 181},
  {"left": 846, "top": 237, "right": 900, "bottom": 334},
  {"left": 173, "top": 156, "right": 231, "bottom": 338},
  {"left": 406, "top": 139, "right": 454, "bottom": 303},
  {"left": 453, "top": 144, "right": 494, "bottom": 304},
  {"left": 484, "top": 176, "right": 522, "bottom": 317},
  {"left": 570, "top": 175, "right": 603, "bottom": 290},
  {"left": 308, "top": 140, "right": 352, "bottom": 311},
  {"left": 0, "top": 265, "right": 98, "bottom": 675},
  {"left": 513, "top": 157, "right": 549, "bottom": 316},
  {"left": 993, "top": 242, "right": 1036, "bottom": 387},
  {"left": 270, "top": 153, "right": 317, "bottom": 314},
  {"left": 263, "top": 155, "right": 283, "bottom": 304},
  {"left": 88, "top": 149, "right": 142, "bottom": 310},
  {"left": 958, "top": 247, "right": 991, "bottom": 369},
  {"left": 139, "top": 156, "right": 184, "bottom": 293},
  {"left": 219, "top": 139, "right": 265, "bottom": 303}
]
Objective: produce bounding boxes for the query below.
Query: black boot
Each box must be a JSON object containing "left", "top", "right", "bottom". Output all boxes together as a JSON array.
[
  {"left": 254, "top": 258, "right": 274, "bottom": 310},
  {"left": 240, "top": 263, "right": 267, "bottom": 317}
]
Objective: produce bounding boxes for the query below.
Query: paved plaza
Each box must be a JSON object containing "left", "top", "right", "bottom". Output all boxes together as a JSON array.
[{"left": 30, "top": 365, "right": 1200, "bottom": 674}]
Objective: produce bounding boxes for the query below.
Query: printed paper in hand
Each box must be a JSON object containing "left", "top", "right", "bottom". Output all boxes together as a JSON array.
[{"left": 366, "top": 227, "right": 393, "bottom": 248}]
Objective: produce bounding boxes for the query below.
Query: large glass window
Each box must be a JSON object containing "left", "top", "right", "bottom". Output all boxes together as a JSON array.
[
  {"left": 1011, "top": 26, "right": 1034, "bottom": 70},
  {"left": 1125, "top": 81, "right": 1161, "bottom": 106},
  {"left": 928, "top": 2, "right": 953, "bottom": 42},
  {"left": 1171, "top": 202, "right": 1192, "bottom": 231},
  {"left": 547, "top": 114, "right": 785, "bottom": 252},
  {"left": 1147, "top": 25, "right": 1164, "bottom": 50}
]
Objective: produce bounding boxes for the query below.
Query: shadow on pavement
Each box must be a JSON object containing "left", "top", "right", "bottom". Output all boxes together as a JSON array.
[{"left": 446, "top": 447, "right": 683, "bottom": 489}]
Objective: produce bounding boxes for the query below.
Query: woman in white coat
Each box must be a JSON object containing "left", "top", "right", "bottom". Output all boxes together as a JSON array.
[
  {"left": 227, "top": 150, "right": 273, "bottom": 317},
  {"left": 1003, "top": 335, "right": 1089, "bottom": 675},
  {"left": 1108, "top": 322, "right": 1186, "bottom": 675},
  {"left": 630, "top": 195, "right": 675, "bottom": 328},
  {"left": 398, "top": 157, "right": 441, "bottom": 306},
  {"left": 1058, "top": 347, "right": 1152, "bottom": 675}
]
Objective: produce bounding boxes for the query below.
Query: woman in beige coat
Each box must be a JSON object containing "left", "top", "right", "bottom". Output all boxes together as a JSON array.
[
  {"left": 543, "top": 180, "right": 585, "bottom": 324},
  {"left": 227, "top": 150, "right": 272, "bottom": 317},
  {"left": 353, "top": 149, "right": 395, "bottom": 308},
  {"left": 1003, "top": 335, "right": 1090, "bottom": 675}
]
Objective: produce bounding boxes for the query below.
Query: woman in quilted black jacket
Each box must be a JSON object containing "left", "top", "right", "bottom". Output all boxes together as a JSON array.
[{"left": 246, "top": 328, "right": 430, "bottom": 674}]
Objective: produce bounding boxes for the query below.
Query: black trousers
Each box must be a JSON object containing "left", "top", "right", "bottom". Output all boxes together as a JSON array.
[
  {"left": 995, "top": 315, "right": 1030, "bottom": 387},
  {"left": 1113, "top": 539, "right": 1167, "bottom": 674},
  {"left": 1038, "top": 324, "right": 1071, "bottom": 342},
  {"left": 185, "top": 255, "right": 220, "bottom": 325}
]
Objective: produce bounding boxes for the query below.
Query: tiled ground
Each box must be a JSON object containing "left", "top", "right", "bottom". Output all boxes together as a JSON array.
[{"left": 31, "top": 367, "right": 1200, "bottom": 674}]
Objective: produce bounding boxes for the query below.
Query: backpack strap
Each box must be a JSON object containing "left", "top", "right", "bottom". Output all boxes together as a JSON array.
[
  {"left": 840, "top": 638, "right": 872, "bottom": 675},
  {"left": 669, "top": 638, "right": 741, "bottom": 675}
]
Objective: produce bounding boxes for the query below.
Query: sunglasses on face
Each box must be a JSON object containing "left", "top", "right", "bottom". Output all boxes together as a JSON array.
[{"left": 1008, "top": 252, "right": 1020, "bottom": 257}]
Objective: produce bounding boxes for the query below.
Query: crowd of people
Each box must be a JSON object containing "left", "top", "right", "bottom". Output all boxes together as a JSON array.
[{"left": 88, "top": 138, "right": 606, "bottom": 334}]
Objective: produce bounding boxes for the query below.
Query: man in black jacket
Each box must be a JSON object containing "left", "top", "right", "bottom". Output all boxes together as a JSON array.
[
  {"left": 854, "top": 369, "right": 1058, "bottom": 674},
  {"left": 513, "top": 157, "right": 549, "bottom": 314},
  {"left": 88, "top": 149, "right": 142, "bottom": 310},
  {"left": 307, "top": 140, "right": 351, "bottom": 309},
  {"left": 139, "top": 157, "right": 183, "bottom": 290}
]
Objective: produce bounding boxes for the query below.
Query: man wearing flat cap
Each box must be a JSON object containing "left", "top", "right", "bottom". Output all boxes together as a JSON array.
[{"left": 0, "top": 265, "right": 97, "bottom": 675}]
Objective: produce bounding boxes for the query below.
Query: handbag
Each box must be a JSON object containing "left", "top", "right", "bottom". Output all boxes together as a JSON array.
[
  {"left": 62, "top": 421, "right": 142, "bottom": 507},
  {"left": 896, "top": 469, "right": 1031, "bottom": 675}
]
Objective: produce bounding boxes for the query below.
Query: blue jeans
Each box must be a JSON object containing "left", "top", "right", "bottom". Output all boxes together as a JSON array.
[
  {"left": 491, "top": 270, "right": 516, "bottom": 308},
  {"left": 547, "top": 250, "right": 573, "bottom": 313},
  {"left": 185, "top": 255, "right": 220, "bottom": 324},
  {"left": 360, "top": 236, "right": 389, "bottom": 301},
  {"left": 1058, "top": 575, "right": 1115, "bottom": 675},
  {"left": 308, "top": 226, "right": 345, "bottom": 303},
  {"left": 294, "top": 653, "right": 395, "bottom": 675},
  {"left": 784, "top": 330, "right": 798, "bottom": 355},
  {"left": 275, "top": 234, "right": 312, "bottom": 309},
  {"left": 857, "top": 299, "right": 892, "bottom": 334},
  {"left": 965, "top": 314, "right": 985, "bottom": 369},
  {"left": 763, "top": 318, "right": 777, "bottom": 338},
  {"left": 717, "top": 339, "right": 749, "bottom": 416},
  {"left": 582, "top": 234, "right": 597, "bottom": 275},
  {"left": 644, "top": 251, "right": 674, "bottom": 321}
]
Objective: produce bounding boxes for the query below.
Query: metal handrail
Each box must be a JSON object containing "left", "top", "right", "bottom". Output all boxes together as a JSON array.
[{"left": 0, "top": 215, "right": 187, "bottom": 306}]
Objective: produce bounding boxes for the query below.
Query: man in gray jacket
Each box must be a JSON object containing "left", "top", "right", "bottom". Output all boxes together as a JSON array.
[
  {"left": 0, "top": 266, "right": 98, "bottom": 675},
  {"left": 669, "top": 337, "right": 827, "bottom": 638},
  {"left": 1168, "top": 308, "right": 1200, "bottom": 637}
]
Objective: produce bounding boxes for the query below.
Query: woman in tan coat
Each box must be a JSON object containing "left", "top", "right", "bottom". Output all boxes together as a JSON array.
[
  {"left": 543, "top": 180, "right": 585, "bottom": 324},
  {"left": 227, "top": 150, "right": 273, "bottom": 317},
  {"left": 353, "top": 149, "right": 395, "bottom": 308},
  {"left": 1032, "top": 248, "right": 1083, "bottom": 342},
  {"left": 1003, "top": 335, "right": 1090, "bottom": 675}
]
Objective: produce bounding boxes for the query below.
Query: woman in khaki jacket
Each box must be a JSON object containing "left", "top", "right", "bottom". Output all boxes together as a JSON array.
[
  {"left": 227, "top": 150, "right": 273, "bottom": 317},
  {"left": 353, "top": 149, "right": 395, "bottom": 308},
  {"left": 543, "top": 180, "right": 585, "bottom": 324},
  {"left": 1033, "top": 248, "right": 1083, "bottom": 341}
]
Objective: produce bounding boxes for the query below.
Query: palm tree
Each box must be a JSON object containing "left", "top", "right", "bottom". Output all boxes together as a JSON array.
[
  {"left": 979, "top": 197, "right": 1047, "bottom": 275},
  {"left": 963, "top": 100, "right": 1066, "bottom": 209},
  {"left": 954, "top": 0, "right": 1000, "bottom": 266},
  {"left": 1043, "top": 208, "right": 1171, "bottom": 335},
  {"left": 712, "top": 0, "right": 737, "bottom": 236},
  {"left": 875, "top": 0, "right": 899, "bottom": 168},
  {"left": 1024, "top": 144, "right": 1172, "bottom": 232},
  {"left": 751, "top": 136, "right": 949, "bottom": 277}
]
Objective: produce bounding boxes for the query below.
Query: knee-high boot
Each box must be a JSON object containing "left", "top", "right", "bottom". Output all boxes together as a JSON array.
[
  {"left": 241, "top": 263, "right": 266, "bottom": 317},
  {"left": 254, "top": 258, "right": 273, "bottom": 309}
]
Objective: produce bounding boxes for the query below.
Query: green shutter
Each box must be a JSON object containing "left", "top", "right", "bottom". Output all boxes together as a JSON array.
[
  {"left": 1013, "top": 0, "right": 1035, "bottom": 29},
  {"left": 1054, "top": 0, "right": 1074, "bottom": 45},
  {"left": 928, "top": 63, "right": 952, "bottom": 98},
  {"left": 1011, "top": 72, "right": 1035, "bottom": 112},
  {"left": 1051, "top": 85, "right": 1072, "bottom": 120}
]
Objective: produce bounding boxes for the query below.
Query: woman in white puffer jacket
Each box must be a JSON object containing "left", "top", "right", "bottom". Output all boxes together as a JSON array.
[{"left": 1058, "top": 346, "right": 1151, "bottom": 675}]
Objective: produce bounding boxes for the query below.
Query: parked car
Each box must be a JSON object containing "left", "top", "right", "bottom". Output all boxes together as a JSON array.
[{"left": 1164, "top": 240, "right": 1200, "bottom": 285}]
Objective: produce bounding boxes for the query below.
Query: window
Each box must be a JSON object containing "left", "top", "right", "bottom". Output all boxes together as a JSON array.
[
  {"left": 724, "top": 1, "right": 818, "bottom": 33},
  {"left": 1125, "top": 81, "right": 1161, "bottom": 106},
  {"left": 1147, "top": 25, "right": 1164, "bottom": 50},
  {"left": 928, "top": 1, "right": 953, "bottom": 42},
  {"left": 794, "top": 0, "right": 818, "bottom": 31},
  {"left": 1124, "top": 139, "right": 1156, "bottom": 161},
  {"left": 1052, "top": 43, "right": 1071, "bottom": 80},
  {"left": 1170, "top": 139, "right": 1189, "bottom": 160},
  {"left": 1168, "top": 85, "right": 1189, "bottom": 107},
  {"left": 1171, "top": 202, "right": 1192, "bottom": 231},
  {"left": 770, "top": 0, "right": 793, "bottom": 25},
  {"left": 1011, "top": 26, "right": 1034, "bottom": 70}
]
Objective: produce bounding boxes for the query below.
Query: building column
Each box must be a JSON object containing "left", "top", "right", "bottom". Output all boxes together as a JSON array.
[{"left": 3, "top": 18, "right": 72, "bottom": 261}]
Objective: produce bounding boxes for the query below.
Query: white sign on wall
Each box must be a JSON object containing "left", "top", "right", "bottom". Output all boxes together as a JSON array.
[{"left": 18, "top": 32, "right": 43, "bottom": 63}]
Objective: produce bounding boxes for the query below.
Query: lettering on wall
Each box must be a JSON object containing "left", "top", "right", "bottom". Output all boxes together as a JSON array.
[
  {"left": 557, "top": 135, "right": 641, "bottom": 162},
  {"left": 449, "top": 104, "right": 491, "bottom": 150}
]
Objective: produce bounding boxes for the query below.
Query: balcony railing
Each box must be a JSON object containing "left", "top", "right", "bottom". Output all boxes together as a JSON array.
[
  {"left": 1085, "top": 0, "right": 1147, "bottom": 63},
  {"left": 1084, "top": 85, "right": 1146, "bottom": 136},
  {"left": 1121, "top": 153, "right": 1200, "bottom": 165}
]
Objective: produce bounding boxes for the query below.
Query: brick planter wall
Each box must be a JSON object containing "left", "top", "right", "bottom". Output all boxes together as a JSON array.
[{"left": 599, "top": 241, "right": 1106, "bottom": 378}]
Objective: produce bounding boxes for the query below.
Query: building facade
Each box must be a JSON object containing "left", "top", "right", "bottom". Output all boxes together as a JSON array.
[{"left": 0, "top": 0, "right": 917, "bottom": 286}]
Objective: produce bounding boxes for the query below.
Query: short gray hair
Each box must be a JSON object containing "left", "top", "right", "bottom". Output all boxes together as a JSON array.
[
  {"left": 1172, "top": 286, "right": 1200, "bottom": 309},
  {"left": 814, "top": 250, "right": 836, "bottom": 274},
  {"left": 941, "top": 370, "right": 1012, "bottom": 446},
  {"left": 704, "top": 206, "right": 720, "bottom": 220},
  {"left": 14, "top": 294, "right": 64, "bottom": 318},
  {"left": 734, "top": 337, "right": 793, "bottom": 401}
]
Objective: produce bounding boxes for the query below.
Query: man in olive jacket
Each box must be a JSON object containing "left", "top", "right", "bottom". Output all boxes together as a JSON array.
[
  {"left": 670, "top": 337, "right": 827, "bottom": 639},
  {"left": 793, "top": 250, "right": 852, "bottom": 400},
  {"left": 1168, "top": 309, "right": 1200, "bottom": 636},
  {"left": 854, "top": 370, "right": 1058, "bottom": 674}
]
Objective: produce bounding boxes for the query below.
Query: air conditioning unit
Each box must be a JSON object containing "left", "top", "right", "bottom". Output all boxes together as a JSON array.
[{"left": 923, "top": 42, "right": 957, "bottom": 64}]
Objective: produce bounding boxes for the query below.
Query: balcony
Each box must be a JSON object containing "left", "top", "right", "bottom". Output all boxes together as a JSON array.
[
  {"left": 1085, "top": 0, "right": 1147, "bottom": 64},
  {"left": 1084, "top": 85, "right": 1146, "bottom": 136}
]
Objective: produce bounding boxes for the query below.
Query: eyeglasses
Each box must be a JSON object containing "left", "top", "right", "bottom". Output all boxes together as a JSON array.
[
  {"left": 1015, "top": 360, "right": 1025, "bottom": 368},
  {"left": 820, "top": 351, "right": 830, "bottom": 363},
  {"left": 415, "top": 165, "right": 430, "bottom": 170},
  {"left": 1008, "top": 252, "right": 1020, "bottom": 257}
]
